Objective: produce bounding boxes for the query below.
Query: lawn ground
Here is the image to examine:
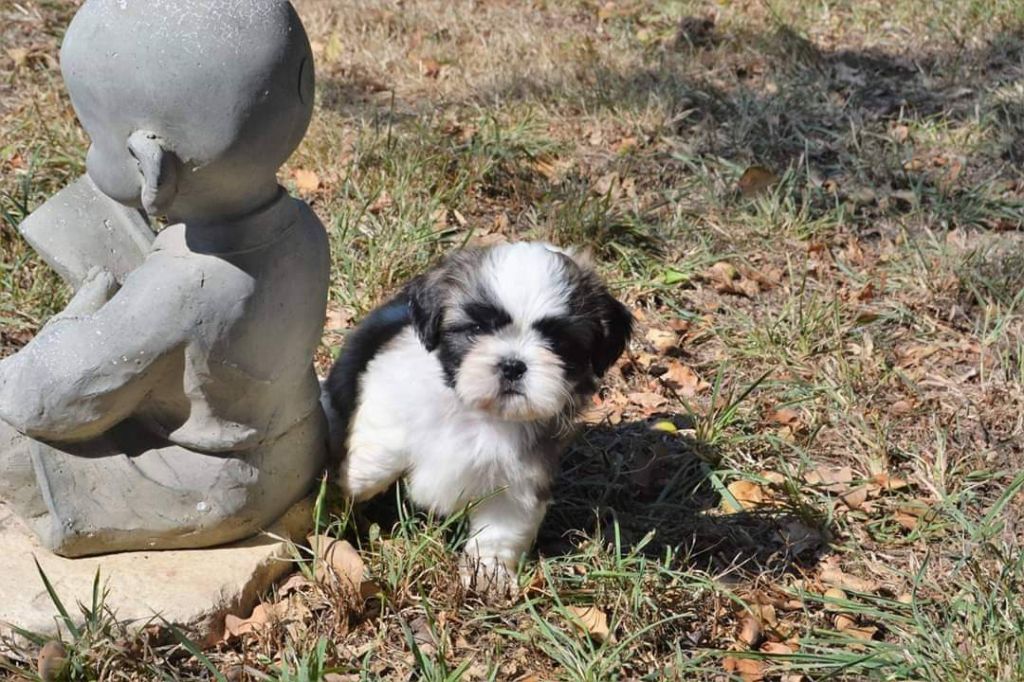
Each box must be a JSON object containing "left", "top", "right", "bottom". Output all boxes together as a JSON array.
[{"left": 2, "top": 0, "right": 1024, "bottom": 679}]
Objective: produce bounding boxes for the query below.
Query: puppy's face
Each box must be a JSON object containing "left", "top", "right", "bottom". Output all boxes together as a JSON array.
[{"left": 406, "top": 243, "right": 633, "bottom": 422}]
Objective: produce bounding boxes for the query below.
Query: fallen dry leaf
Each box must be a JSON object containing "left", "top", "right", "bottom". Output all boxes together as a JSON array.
[
  {"left": 532, "top": 154, "right": 571, "bottom": 182},
  {"left": 721, "top": 480, "right": 765, "bottom": 513},
  {"left": 6, "top": 47, "right": 29, "bottom": 69},
  {"left": 308, "top": 534, "right": 366, "bottom": 590},
  {"left": 738, "top": 615, "right": 763, "bottom": 647},
  {"left": 723, "top": 656, "right": 767, "bottom": 682},
  {"left": 750, "top": 602, "right": 778, "bottom": 627},
  {"left": 837, "top": 618, "right": 878, "bottom": 641},
  {"left": 565, "top": 606, "right": 613, "bottom": 643},
  {"left": 705, "top": 261, "right": 760, "bottom": 297},
  {"left": 804, "top": 466, "right": 854, "bottom": 493},
  {"left": 627, "top": 391, "right": 668, "bottom": 412},
  {"left": 420, "top": 57, "right": 442, "bottom": 78},
  {"left": 834, "top": 613, "right": 858, "bottom": 631},
  {"left": 871, "top": 472, "right": 910, "bottom": 491},
  {"left": 768, "top": 408, "right": 801, "bottom": 427},
  {"left": 645, "top": 328, "right": 678, "bottom": 354},
  {"left": 614, "top": 136, "right": 639, "bottom": 154},
  {"left": 893, "top": 512, "right": 919, "bottom": 531},
  {"left": 707, "top": 261, "right": 739, "bottom": 285},
  {"left": 660, "top": 361, "right": 709, "bottom": 397},
  {"left": 761, "top": 642, "right": 795, "bottom": 655},
  {"left": 820, "top": 562, "right": 878, "bottom": 593},
  {"left": 293, "top": 168, "right": 320, "bottom": 194},
  {"left": 840, "top": 485, "right": 869, "bottom": 510},
  {"left": 278, "top": 572, "right": 312, "bottom": 597},
  {"left": 224, "top": 602, "right": 283, "bottom": 638},
  {"left": 738, "top": 165, "right": 779, "bottom": 198},
  {"left": 325, "top": 303, "right": 354, "bottom": 331}
]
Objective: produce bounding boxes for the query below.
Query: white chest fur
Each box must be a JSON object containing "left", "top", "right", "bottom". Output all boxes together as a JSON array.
[{"left": 345, "top": 328, "right": 552, "bottom": 516}]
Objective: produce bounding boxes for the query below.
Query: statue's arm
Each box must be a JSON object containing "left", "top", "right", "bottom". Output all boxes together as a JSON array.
[{"left": 0, "top": 261, "right": 191, "bottom": 442}]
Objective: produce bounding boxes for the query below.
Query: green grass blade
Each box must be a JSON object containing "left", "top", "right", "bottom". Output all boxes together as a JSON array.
[{"left": 33, "top": 556, "right": 81, "bottom": 642}]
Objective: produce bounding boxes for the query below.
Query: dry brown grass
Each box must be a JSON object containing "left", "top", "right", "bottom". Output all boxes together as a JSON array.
[{"left": 3, "top": 0, "right": 1024, "bottom": 679}]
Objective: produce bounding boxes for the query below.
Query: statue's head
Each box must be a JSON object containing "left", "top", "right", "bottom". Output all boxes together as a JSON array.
[{"left": 60, "top": 0, "right": 315, "bottom": 218}]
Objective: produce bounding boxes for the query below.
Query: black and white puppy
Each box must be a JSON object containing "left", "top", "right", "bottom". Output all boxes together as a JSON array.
[{"left": 324, "top": 242, "right": 632, "bottom": 584}]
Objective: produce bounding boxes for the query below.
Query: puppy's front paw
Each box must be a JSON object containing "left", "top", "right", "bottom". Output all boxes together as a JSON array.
[{"left": 460, "top": 555, "right": 517, "bottom": 600}]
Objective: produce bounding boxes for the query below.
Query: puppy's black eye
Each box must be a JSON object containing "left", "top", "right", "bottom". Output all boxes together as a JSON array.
[
  {"left": 460, "top": 302, "right": 512, "bottom": 335},
  {"left": 534, "top": 316, "right": 593, "bottom": 373},
  {"left": 445, "top": 322, "right": 485, "bottom": 337}
]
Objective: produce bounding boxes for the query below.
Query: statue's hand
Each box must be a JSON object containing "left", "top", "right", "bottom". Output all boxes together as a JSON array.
[{"left": 53, "top": 267, "right": 119, "bottom": 321}]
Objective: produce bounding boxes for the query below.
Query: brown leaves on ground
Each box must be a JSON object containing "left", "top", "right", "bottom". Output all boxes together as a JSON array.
[
  {"left": 737, "top": 614, "right": 763, "bottom": 647},
  {"left": 419, "top": 57, "right": 443, "bottom": 78},
  {"left": 325, "top": 302, "right": 355, "bottom": 332},
  {"left": 219, "top": 535, "right": 380, "bottom": 645},
  {"left": 564, "top": 605, "right": 614, "bottom": 643},
  {"left": 293, "top": 168, "right": 321, "bottom": 195},
  {"left": 801, "top": 465, "right": 925, "bottom": 519},
  {"left": 721, "top": 480, "right": 766, "bottom": 513},
  {"left": 308, "top": 534, "right": 379, "bottom": 599},
  {"left": 626, "top": 391, "right": 668, "bottom": 412},
  {"left": 722, "top": 656, "right": 767, "bottom": 682},
  {"left": 738, "top": 165, "right": 780, "bottom": 198},
  {"left": 582, "top": 309, "right": 714, "bottom": 422},
  {"left": 704, "top": 261, "right": 761, "bottom": 297},
  {"left": 659, "top": 360, "right": 711, "bottom": 396},
  {"left": 818, "top": 558, "right": 879, "bottom": 594},
  {"left": 224, "top": 602, "right": 290, "bottom": 639},
  {"left": 644, "top": 327, "right": 678, "bottom": 354}
]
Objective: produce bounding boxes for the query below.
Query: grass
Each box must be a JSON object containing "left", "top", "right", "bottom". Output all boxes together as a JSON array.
[{"left": 2, "top": 0, "right": 1024, "bottom": 679}]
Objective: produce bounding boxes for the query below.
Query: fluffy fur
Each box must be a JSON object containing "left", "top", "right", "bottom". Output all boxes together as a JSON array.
[{"left": 325, "top": 242, "right": 633, "bottom": 585}]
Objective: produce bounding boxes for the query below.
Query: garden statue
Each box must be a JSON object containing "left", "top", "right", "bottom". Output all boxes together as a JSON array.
[{"left": 0, "top": 0, "right": 330, "bottom": 557}]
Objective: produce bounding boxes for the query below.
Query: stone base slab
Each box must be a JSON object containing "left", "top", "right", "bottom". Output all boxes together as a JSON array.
[{"left": 0, "top": 499, "right": 311, "bottom": 650}]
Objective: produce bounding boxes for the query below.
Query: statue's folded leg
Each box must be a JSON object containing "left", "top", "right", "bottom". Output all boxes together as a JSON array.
[{"left": 26, "top": 409, "right": 326, "bottom": 557}]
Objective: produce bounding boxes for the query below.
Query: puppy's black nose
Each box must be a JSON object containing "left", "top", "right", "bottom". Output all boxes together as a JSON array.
[{"left": 499, "top": 358, "right": 527, "bottom": 381}]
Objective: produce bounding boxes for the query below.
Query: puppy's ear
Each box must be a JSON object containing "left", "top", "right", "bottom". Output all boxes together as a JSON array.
[
  {"left": 591, "top": 293, "right": 633, "bottom": 376},
  {"left": 405, "top": 274, "right": 444, "bottom": 352}
]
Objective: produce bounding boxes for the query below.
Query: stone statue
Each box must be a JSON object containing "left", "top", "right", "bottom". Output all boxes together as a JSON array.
[{"left": 0, "top": 0, "right": 330, "bottom": 557}]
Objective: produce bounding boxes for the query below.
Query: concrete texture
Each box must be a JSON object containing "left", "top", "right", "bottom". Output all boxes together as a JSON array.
[
  {"left": 0, "top": 499, "right": 312, "bottom": 646},
  {"left": 0, "top": 0, "right": 331, "bottom": 557},
  {"left": 18, "top": 176, "right": 153, "bottom": 289}
]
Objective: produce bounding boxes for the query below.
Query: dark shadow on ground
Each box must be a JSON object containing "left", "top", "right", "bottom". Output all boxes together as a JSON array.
[
  {"left": 538, "top": 416, "right": 828, "bottom": 577},
  {"left": 344, "top": 413, "right": 828, "bottom": 578}
]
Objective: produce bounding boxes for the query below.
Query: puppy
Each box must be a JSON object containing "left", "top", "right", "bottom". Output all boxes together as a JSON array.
[{"left": 324, "top": 242, "right": 632, "bottom": 587}]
